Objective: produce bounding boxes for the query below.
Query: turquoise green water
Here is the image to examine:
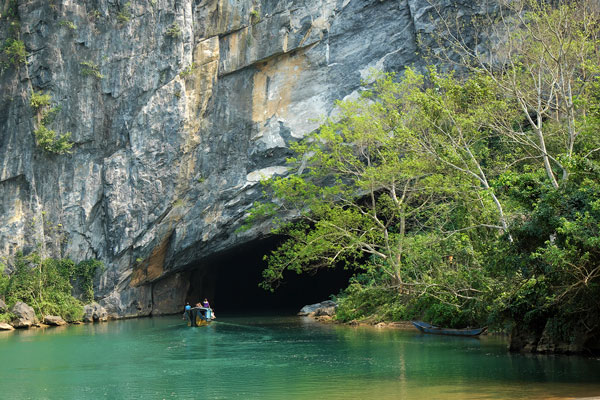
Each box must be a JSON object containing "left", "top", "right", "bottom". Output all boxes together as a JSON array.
[{"left": 1, "top": 315, "right": 599, "bottom": 400}]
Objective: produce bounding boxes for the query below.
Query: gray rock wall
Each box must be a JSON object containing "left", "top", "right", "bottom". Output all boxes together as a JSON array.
[{"left": 0, "top": 0, "right": 489, "bottom": 317}]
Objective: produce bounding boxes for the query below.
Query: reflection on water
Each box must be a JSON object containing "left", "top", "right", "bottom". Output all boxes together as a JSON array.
[{"left": 0, "top": 314, "right": 599, "bottom": 399}]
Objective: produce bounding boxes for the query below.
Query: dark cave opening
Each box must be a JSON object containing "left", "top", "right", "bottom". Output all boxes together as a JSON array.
[{"left": 185, "top": 236, "right": 354, "bottom": 313}]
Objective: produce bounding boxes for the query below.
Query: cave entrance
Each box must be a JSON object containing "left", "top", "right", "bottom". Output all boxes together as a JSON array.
[{"left": 185, "top": 236, "right": 354, "bottom": 313}]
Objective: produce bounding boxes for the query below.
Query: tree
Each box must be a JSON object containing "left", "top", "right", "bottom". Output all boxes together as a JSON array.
[
  {"left": 248, "top": 72, "right": 502, "bottom": 324},
  {"left": 424, "top": 0, "right": 600, "bottom": 340},
  {"left": 397, "top": 68, "right": 515, "bottom": 239},
  {"left": 246, "top": 0, "right": 600, "bottom": 334},
  {"left": 428, "top": 0, "right": 600, "bottom": 188}
]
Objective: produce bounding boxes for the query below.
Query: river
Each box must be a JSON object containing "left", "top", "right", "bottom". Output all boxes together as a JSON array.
[{"left": 1, "top": 314, "right": 599, "bottom": 399}]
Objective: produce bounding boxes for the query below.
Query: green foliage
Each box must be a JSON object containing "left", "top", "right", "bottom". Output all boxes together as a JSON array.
[
  {"left": 237, "top": 199, "right": 278, "bottom": 233},
  {"left": 33, "top": 125, "right": 73, "bottom": 154},
  {"left": 0, "top": 312, "right": 14, "bottom": 323},
  {"left": 30, "top": 91, "right": 51, "bottom": 110},
  {"left": 166, "top": 22, "right": 181, "bottom": 38},
  {"left": 493, "top": 161, "right": 600, "bottom": 331},
  {"left": 172, "top": 198, "right": 187, "bottom": 208},
  {"left": 30, "top": 91, "right": 73, "bottom": 154},
  {"left": 1, "top": 38, "right": 27, "bottom": 72},
  {"left": 0, "top": 252, "right": 104, "bottom": 322},
  {"left": 58, "top": 20, "right": 77, "bottom": 30},
  {"left": 41, "top": 105, "right": 62, "bottom": 126},
  {"left": 251, "top": 69, "right": 507, "bottom": 317},
  {"left": 1, "top": 0, "right": 22, "bottom": 40},
  {"left": 179, "top": 62, "right": 198, "bottom": 79},
  {"left": 334, "top": 270, "right": 411, "bottom": 323},
  {"left": 74, "top": 259, "right": 104, "bottom": 303},
  {"left": 2, "top": 0, "right": 19, "bottom": 21},
  {"left": 116, "top": 2, "right": 132, "bottom": 23},
  {"left": 88, "top": 9, "right": 101, "bottom": 21},
  {"left": 80, "top": 61, "right": 103, "bottom": 79},
  {"left": 250, "top": 9, "right": 260, "bottom": 24},
  {"left": 0, "top": 263, "right": 9, "bottom": 297}
]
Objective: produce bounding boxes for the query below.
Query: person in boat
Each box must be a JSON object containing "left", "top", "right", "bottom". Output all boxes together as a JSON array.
[
  {"left": 201, "top": 298, "right": 215, "bottom": 319},
  {"left": 183, "top": 302, "right": 191, "bottom": 320}
]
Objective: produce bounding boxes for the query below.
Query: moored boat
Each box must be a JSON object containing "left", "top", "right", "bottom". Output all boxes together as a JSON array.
[
  {"left": 411, "top": 320, "right": 487, "bottom": 336},
  {"left": 184, "top": 307, "right": 214, "bottom": 327}
]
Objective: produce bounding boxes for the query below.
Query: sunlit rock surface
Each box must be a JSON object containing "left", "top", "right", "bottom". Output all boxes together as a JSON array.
[
  {"left": 10, "top": 302, "right": 37, "bottom": 328},
  {"left": 43, "top": 315, "right": 67, "bottom": 326},
  {"left": 0, "top": 0, "right": 488, "bottom": 317},
  {"left": 83, "top": 302, "right": 108, "bottom": 322}
]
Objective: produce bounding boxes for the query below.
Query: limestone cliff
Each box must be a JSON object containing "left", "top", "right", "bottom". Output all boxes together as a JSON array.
[{"left": 0, "top": 0, "right": 488, "bottom": 317}]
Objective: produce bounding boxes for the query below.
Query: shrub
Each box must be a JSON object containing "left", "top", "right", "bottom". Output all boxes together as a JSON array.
[
  {"left": 34, "top": 125, "right": 73, "bottom": 154},
  {"left": 3, "top": 0, "right": 18, "bottom": 20},
  {"left": 80, "top": 61, "right": 103, "bottom": 79},
  {"left": 1, "top": 38, "right": 27, "bottom": 71},
  {"left": 30, "top": 91, "right": 73, "bottom": 154},
  {"left": 166, "top": 22, "right": 181, "bottom": 38},
  {"left": 74, "top": 259, "right": 104, "bottom": 303},
  {"left": 334, "top": 276, "right": 411, "bottom": 323},
  {"left": 1, "top": 252, "right": 104, "bottom": 321},
  {"left": 116, "top": 2, "right": 131, "bottom": 23},
  {"left": 30, "top": 91, "right": 51, "bottom": 110},
  {"left": 179, "top": 62, "right": 198, "bottom": 79},
  {"left": 0, "top": 312, "right": 15, "bottom": 323},
  {"left": 88, "top": 10, "right": 101, "bottom": 21},
  {"left": 58, "top": 20, "right": 77, "bottom": 30}
]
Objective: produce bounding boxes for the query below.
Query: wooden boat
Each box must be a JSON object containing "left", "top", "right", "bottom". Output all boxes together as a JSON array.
[
  {"left": 184, "top": 307, "right": 214, "bottom": 327},
  {"left": 411, "top": 320, "right": 487, "bottom": 336}
]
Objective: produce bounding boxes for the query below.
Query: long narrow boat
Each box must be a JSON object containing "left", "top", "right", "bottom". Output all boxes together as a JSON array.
[
  {"left": 411, "top": 320, "right": 487, "bottom": 336},
  {"left": 184, "top": 307, "right": 214, "bottom": 327}
]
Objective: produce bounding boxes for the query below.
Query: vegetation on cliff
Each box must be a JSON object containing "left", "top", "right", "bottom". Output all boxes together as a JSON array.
[
  {"left": 0, "top": 252, "right": 103, "bottom": 323},
  {"left": 248, "top": 0, "right": 600, "bottom": 346},
  {"left": 30, "top": 91, "right": 73, "bottom": 154}
]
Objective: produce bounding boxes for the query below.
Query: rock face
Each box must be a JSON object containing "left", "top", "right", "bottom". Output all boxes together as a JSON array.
[
  {"left": 83, "top": 303, "right": 108, "bottom": 323},
  {"left": 509, "top": 318, "right": 600, "bottom": 355},
  {"left": 10, "top": 302, "right": 37, "bottom": 328},
  {"left": 0, "top": 0, "right": 492, "bottom": 318},
  {"left": 0, "top": 299, "right": 7, "bottom": 313},
  {"left": 43, "top": 315, "right": 67, "bottom": 326}
]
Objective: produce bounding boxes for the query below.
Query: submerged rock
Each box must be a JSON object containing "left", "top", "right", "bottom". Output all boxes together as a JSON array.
[
  {"left": 43, "top": 315, "right": 67, "bottom": 326},
  {"left": 0, "top": 322, "right": 14, "bottom": 331},
  {"left": 10, "top": 302, "right": 37, "bottom": 328},
  {"left": 83, "top": 303, "right": 108, "bottom": 323}
]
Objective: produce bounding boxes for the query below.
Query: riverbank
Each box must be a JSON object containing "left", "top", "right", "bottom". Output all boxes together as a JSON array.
[
  {"left": 298, "top": 300, "right": 419, "bottom": 331},
  {"left": 0, "top": 301, "right": 108, "bottom": 332},
  {"left": 299, "top": 299, "right": 600, "bottom": 355}
]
